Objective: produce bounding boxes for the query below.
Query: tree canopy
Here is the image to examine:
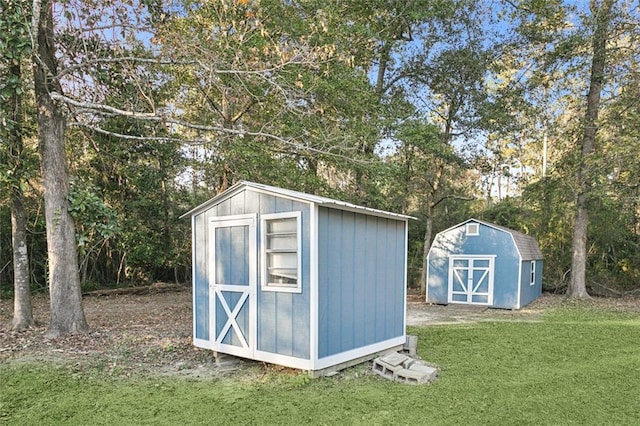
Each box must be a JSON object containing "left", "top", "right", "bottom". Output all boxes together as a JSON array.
[{"left": 1, "top": 0, "right": 640, "bottom": 333}]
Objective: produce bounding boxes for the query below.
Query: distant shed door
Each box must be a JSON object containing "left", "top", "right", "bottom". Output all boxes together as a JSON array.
[
  {"left": 208, "top": 215, "right": 257, "bottom": 358},
  {"left": 448, "top": 256, "right": 495, "bottom": 305}
]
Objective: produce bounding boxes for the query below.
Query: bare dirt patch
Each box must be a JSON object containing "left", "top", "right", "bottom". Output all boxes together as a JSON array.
[
  {"left": 406, "top": 292, "right": 640, "bottom": 326},
  {"left": 0, "top": 288, "right": 236, "bottom": 379},
  {"left": 2, "top": 288, "right": 639, "bottom": 378}
]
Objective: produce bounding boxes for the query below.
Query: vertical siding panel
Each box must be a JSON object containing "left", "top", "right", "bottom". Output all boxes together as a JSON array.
[
  {"left": 352, "top": 214, "right": 367, "bottom": 348},
  {"left": 295, "top": 202, "right": 311, "bottom": 359},
  {"left": 326, "top": 209, "right": 343, "bottom": 356},
  {"left": 244, "top": 189, "right": 260, "bottom": 213},
  {"left": 374, "top": 217, "right": 387, "bottom": 341},
  {"left": 230, "top": 190, "right": 245, "bottom": 215},
  {"left": 278, "top": 294, "right": 294, "bottom": 356},
  {"left": 383, "top": 220, "right": 392, "bottom": 338},
  {"left": 394, "top": 220, "right": 405, "bottom": 335},
  {"left": 363, "top": 215, "right": 377, "bottom": 345},
  {"left": 340, "top": 211, "right": 355, "bottom": 351},
  {"left": 259, "top": 193, "right": 275, "bottom": 214},
  {"left": 259, "top": 291, "right": 276, "bottom": 353},
  {"left": 317, "top": 208, "right": 329, "bottom": 358},
  {"left": 383, "top": 219, "right": 394, "bottom": 339},
  {"left": 217, "top": 199, "right": 230, "bottom": 216}
]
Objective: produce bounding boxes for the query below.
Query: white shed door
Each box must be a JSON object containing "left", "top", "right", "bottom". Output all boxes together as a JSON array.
[
  {"left": 208, "top": 215, "right": 257, "bottom": 358},
  {"left": 448, "top": 256, "right": 494, "bottom": 305}
]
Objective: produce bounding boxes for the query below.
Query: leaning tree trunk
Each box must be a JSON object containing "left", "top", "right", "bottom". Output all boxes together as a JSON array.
[
  {"left": 568, "top": 0, "right": 614, "bottom": 299},
  {"left": 32, "top": 0, "right": 88, "bottom": 336}
]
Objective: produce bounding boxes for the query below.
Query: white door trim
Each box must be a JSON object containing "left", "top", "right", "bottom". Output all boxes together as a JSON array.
[
  {"left": 448, "top": 255, "right": 495, "bottom": 305},
  {"left": 208, "top": 214, "right": 257, "bottom": 358}
]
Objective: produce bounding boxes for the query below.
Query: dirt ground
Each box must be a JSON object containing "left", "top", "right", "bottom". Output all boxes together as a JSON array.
[{"left": 1, "top": 288, "right": 639, "bottom": 378}]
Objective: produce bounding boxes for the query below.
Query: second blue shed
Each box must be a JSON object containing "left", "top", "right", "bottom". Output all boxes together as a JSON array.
[
  {"left": 426, "top": 219, "right": 543, "bottom": 309},
  {"left": 182, "top": 181, "right": 411, "bottom": 373}
]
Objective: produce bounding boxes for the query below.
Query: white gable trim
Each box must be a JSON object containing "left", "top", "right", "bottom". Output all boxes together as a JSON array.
[{"left": 180, "top": 181, "right": 414, "bottom": 221}]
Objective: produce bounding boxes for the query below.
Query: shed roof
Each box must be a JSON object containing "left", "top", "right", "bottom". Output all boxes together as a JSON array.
[
  {"left": 180, "top": 181, "right": 415, "bottom": 221},
  {"left": 455, "top": 218, "right": 543, "bottom": 260}
]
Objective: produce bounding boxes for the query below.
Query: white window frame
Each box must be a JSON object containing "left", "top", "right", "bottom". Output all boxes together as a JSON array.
[
  {"left": 466, "top": 222, "right": 479, "bottom": 236},
  {"left": 530, "top": 260, "right": 536, "bottom": 286},
  {"left": 261, "top": 211, "right": 302, "bottom": 293}
]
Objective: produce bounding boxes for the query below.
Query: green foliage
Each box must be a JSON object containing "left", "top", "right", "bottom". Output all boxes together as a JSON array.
[
  {"left": 2, "top": 308, "right": 640, "bottom": 424},
  {"left": 68, "top": 180, "right": 120, "bottom": 249},
  {"left": 0, "top": 0, "right": 637, "bottom": 294}
]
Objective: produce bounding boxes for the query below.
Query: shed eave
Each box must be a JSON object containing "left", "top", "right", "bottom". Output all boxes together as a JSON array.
[
  {"left": 178, "top": 181, "right": 247, "bottom": 219},
  {"left": 180, "top": 180, "right": 415, "bottom": 221}
]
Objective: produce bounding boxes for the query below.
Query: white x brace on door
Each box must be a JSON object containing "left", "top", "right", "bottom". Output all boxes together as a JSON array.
[
  {"left": 208, "top": 215, "right": 257, "bottom": 358},
  {"left": 448, "top": 256, "right": 495, "bottom": 305}
]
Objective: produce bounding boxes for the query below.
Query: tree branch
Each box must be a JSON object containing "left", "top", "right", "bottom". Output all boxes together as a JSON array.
[{"left": 432, "top": 194, "right": 475, "bottom": 209}]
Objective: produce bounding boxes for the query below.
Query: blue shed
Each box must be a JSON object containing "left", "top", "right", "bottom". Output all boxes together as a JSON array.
[
  {"left": 182, "top": 181, "right": 411, "bottom": 373},
  {"left": 426, "top": 219, "right": 543, "bottom": 309}
]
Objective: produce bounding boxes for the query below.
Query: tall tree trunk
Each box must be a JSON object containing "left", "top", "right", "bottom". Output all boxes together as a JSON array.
[
  {"left": 7, "top": 57, "right": 34, "bottom": 330},
  {"left": 10, "top": 188, "right": 34, "bottom": 330},
  {"left": 568, "top": 0, "right": 613, "bottom": 299},
  {"left": 32, "top": 0, "right": 88, "bottom": 336}
]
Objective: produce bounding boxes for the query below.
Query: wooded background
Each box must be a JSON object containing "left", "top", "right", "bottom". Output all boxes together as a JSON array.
[{"left": 1, "top": 0, "right": 638, "bottom": 334}]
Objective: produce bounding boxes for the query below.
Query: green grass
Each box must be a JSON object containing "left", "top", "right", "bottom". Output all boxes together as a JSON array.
[{"left": 2, "top": 307, "right": 640, "bottom": 425}]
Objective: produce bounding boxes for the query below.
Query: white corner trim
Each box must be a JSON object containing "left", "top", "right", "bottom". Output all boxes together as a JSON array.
[
  {"left": 403, "top": 220, "right": 408, "bottom": 332},
  {"left": 191, "top": 215, "right": 198, "bottom": 344},
  {"left": 309, "top": 203, "right": 319, "bottom": 370}
]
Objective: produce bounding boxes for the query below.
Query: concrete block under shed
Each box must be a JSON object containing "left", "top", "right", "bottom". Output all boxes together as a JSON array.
[
  {"left": 394, "top": 366, "right": 437, "bottom": 384},
  {"left": 372, "top": 352, "right": 438, "bottom": 385},
  {"left": 403, "top": 335, "right": 418, "bottom": 357}
]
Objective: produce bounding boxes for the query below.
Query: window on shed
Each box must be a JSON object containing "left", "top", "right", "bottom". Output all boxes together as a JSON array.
[
  {"left": 530, "top": 261, "right": 536, "bottom": 286},
  {"left": 466, "top": 223, "right": 479, "bottom": 236},
  {"left": 261, "top": 211, "right": 302, "bottom": 293}
]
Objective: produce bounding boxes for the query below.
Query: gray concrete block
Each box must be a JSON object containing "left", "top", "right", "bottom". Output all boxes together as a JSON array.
[
  {"left": 372, "top": 351, "right": 438, "bottom": 384},
  {"left": 379, "top": 352, "right": 409, "bottom": 366},
  {"left": 406, "top": 363, "right": 437, "bottom": 380},
  {"left": 372, "top": 358, "right": 404, "bottom": 378},
  {"left": 393, "top": 368, "right": 435, "bottom": 384}
]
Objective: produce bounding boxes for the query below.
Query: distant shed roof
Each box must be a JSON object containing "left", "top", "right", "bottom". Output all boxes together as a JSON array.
[
  {"left": 181, "top": 181, "right": 415, "bottom": 221},
  {"left": 461, "top": 218, "right": 543, "bottom": 260}
]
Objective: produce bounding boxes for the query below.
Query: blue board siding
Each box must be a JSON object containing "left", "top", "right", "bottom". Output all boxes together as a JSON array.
[
  {"left": 255, "top": 193, "right": 311, "bottom": 359},
  {"left": 520, "top": 259, "right": 543, "bottom": 307},
  {"left": 192, "top": 188, "right": 311, "bottom": 359},
  {"left": 317, "top": 208, "right": 406, "bottom": 358},
  {"left": 428, "top": 221, "right": 541, "bottom": 309}
]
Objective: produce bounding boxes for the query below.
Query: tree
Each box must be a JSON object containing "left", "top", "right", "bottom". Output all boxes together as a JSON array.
[
  {"left": 0, "top": 0, "right": 36, "bottom": 330},
  {"left": 568, "top": 0, "right": 614, "bottom": 299},
  {"left": 32, "top": 0, "right": 88, "bottom": 336}
]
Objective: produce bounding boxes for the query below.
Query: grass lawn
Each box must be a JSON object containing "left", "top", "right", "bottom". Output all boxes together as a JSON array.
[{"left": 2, "top": 306, "right": 639, "bottom": 425}]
